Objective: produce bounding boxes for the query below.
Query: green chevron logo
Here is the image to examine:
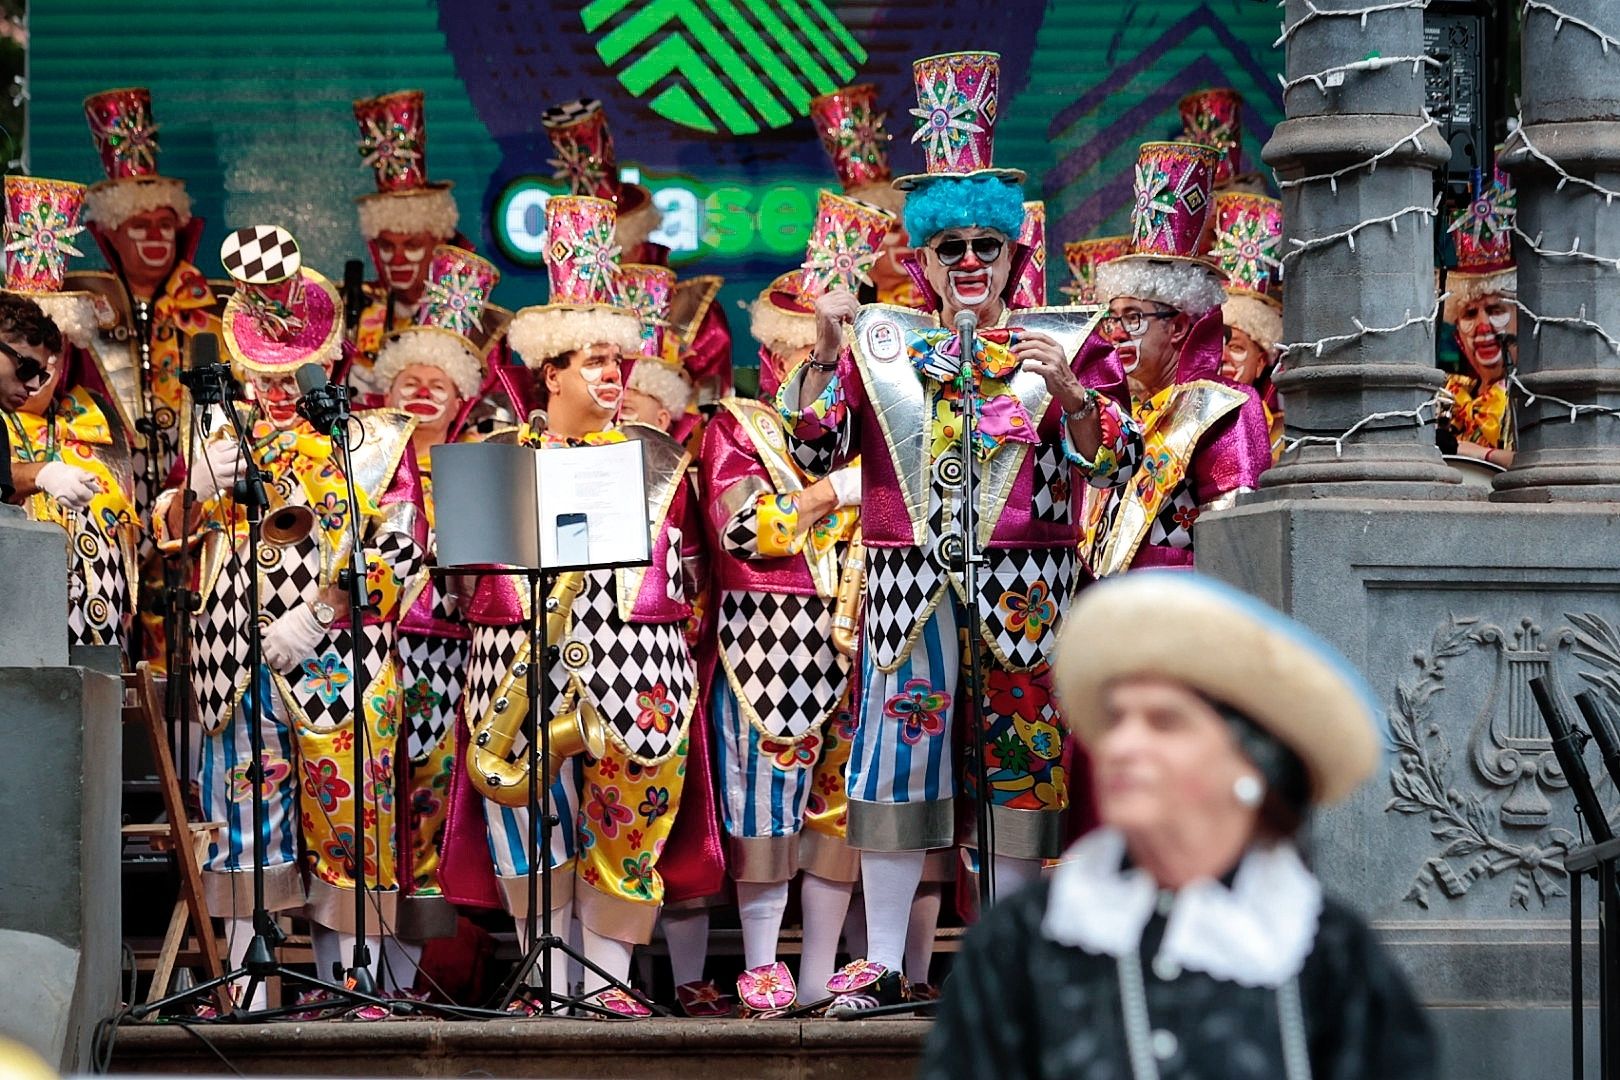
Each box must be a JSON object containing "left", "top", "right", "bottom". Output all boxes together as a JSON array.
[{"left": 580, "top": 0, "right": 866, "bottom": 135}]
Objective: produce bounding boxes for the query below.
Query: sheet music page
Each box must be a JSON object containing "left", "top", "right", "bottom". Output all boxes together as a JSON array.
[{"left": 536, "top": 439, "right": 651, "bottom": 570}]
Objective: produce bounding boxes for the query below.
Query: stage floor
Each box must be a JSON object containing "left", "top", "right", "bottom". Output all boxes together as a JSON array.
[{"left": 106, "top": 1016, "right": 931, "bottom": 1077}]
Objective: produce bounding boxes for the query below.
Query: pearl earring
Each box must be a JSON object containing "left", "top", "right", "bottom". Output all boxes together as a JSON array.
[{"left": 1233, "top": 775, "right": 1265, "bottom": 808}]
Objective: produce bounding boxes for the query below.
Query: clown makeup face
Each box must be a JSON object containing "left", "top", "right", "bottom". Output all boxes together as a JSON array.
[
  {"left": 387, "top": 362, "right": 463, "bottom": 448},
  {"left": 245, "top": 360, "right": 332, "bottom": 430},
  {"left": 1103, "top": 297, "right": 1187, "bottom": 400},
  {"left": 107, "top": 207, "right": 180, "bottom": 299},
  {"left": 919, "top": 226, "right": 1013, "bottom": 324},
  {"left": 544, "top": 342, "right": 622, "bottom": 435},
  {"left": 618, "top": 386, "right": 672, "bottom": 433},
  {"left": 1456, "top": 294, "right": 1516, "bottom": 385},
  {"left": 1221, "top": 324, "right": 1267, "bottom": 385},
  {"left": 370, "top": 230, "right": 437, "bottom": 305}
]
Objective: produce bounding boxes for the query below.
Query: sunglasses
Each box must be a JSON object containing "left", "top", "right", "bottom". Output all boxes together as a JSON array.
[
  {"left": 932, "top": 236, "right": 1005, "bottom": 267},
  {"left": 0, "top": 339, "right": 52, "bottom": 389}
]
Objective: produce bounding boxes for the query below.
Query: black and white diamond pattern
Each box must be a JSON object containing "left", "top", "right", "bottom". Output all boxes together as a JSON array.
[
  {"left": 67, "top": 519, "right": 131, "bottom": 650},
  {"left": 540, "top": 98, "right": 602, "bottom": 129},
  {"left": 399, "top": 633, "right": 469, "bottom": 764},
  {"left": 976, "top": 546, "right": 1075, "bottom": 670},
  {"left": 1146, "top": 484, "right": 1199, "bottom": 551},
  {"left": 718, "top": 590, "right": 850, "bottom": 741},
  {"left": 462, "top": 624, "right": 527, "bottom": 729},
  {"left": 722, "top": 504, "right": 760, "bottom": 559},
  {"left": 864, "top": 545, "right": 941, "bottom": 671},
  {"left": 789, "top": 431, "right": 838, "bottom": 479},
  {"left": 665, "top": 527, "right": 683, "bottom": 603},
  {"left": 220, "top": 225, "right": 301, "bottom": 285},
  {"left": 563, "top": 571, "right": 694, "bottom": 765},
  {"left": 1030, "top": 445, "right": 1072, "bottom": 525},
  {"left": 281, "top": 622, "right": 394, "bottom": 733}
]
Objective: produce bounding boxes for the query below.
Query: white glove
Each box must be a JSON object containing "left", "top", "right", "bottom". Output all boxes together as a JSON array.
[
  {"left": 34, "top": 462, "right": 101, "bottom": 509},
  {"left": 828, "top": 464, "right": 862, "bottom": 509},
  {"left": 262, "top": 603, "right": 328, "bottom": 674},
  {"left": 189, "top": 438, "right": 247, "bottom": 502}
]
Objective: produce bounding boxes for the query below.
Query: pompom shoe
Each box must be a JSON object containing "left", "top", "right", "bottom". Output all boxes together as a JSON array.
[
  {"left": 736, "top": 962, "right": 797, "bottom": 1017},
  {"left": 675, "top": 979, "right": 736, "bottom": 1018}
]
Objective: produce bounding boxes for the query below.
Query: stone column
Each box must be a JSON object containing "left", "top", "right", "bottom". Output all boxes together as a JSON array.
[
  {"left": 1495, "top": 0, "right": 1620, "bottom": 502},
  {"left": 1259, "top": 0, "right": 1457, "bottom": 498}
]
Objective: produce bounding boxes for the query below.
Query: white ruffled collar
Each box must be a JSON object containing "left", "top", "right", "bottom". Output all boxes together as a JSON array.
[{"left": 1040, "top": 827, "right": 1323, "bottom": 988}]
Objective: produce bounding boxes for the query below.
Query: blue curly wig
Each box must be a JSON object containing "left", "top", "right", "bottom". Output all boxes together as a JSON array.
[{"left": 903, "top": 174, "right": 1027, "bottom": 245}]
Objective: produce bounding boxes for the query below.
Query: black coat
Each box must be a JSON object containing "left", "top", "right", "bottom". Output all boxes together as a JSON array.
[{"left": 919, "top": 878, "right": 1437, "bottom": 1080}]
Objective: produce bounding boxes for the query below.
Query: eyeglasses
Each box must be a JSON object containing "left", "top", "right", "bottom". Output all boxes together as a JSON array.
[
  {"left": 1099, "top": 310, "right": 1178, "bottom": 339},
  {"left": 0, "top": 339, "right": 53, "bottom": 390},
  {"left": 932, "top": 236, "right": 1005, "bottom": 267}
]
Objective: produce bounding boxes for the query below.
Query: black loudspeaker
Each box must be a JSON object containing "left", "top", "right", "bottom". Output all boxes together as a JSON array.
[{"left": 1424, "top": 0, "right": 1492, "bottom": 198}]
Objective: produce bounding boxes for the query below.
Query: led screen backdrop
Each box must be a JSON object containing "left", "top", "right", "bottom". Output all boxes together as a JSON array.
[{"left": 29, "top": 0, "right": 1284, "bottom": 364}]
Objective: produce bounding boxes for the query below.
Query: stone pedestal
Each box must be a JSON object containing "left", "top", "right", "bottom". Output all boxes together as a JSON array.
[{"left": 0, "top": 504, "right": 68, "bottom": 667}]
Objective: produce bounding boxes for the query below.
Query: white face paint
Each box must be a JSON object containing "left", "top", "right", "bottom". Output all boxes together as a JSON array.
[
  {"left": 1117, "top": 342, "right": 1140, "bottom": 374},
  {"left": 387, "top": 365, "right": 459, "bottom": 428},
  {"left": 580, "top": 360, "right": 623, "bottom": 410},
  {"left": 245, "top": 371, "right": 303, "bottom": 429},
  {"left": 947, "top": 267, "right": 993, "bottom": 307},
  {"left": 126, "top": 220, "right": 177, "bottom": 268}
]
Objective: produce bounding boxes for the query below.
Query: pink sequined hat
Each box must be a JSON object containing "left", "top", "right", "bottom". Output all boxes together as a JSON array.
[
  {"left": 811, "top": 84, "right": 903, "bottom": 214},
  {"left": 751, "top": 190, "right": 895, "bottom": 352},
  {"left": 541, "top": 99, "right": 661, "bottom": 253},
  {"left": 3, "top": 176, "right": 106, "bottom": 349},
  {"left": 617, "top": 263, "right": 677, "bottom": 360},
  {"left": 1212, "top": 193, "right": 1284, "bottom": 352},
  {"left": 1096, "top": 141, "right": 1228, "bottom": 314},
  {"left": 372, "top": 245, "right": 509, "bottom": 398},
  {"left": 1010, "top": 200, "right": 1047, "bottom": 309},
  {"left": 353, "top": 90, "right": 460, "bottom": 242},
  {"left": 82, "top": 87, "right": 192, "bottom": 230},
  {"left": 1178, "top": 88, "right": 1245, "bottom": 188},
  {"left": 1445, "top": 153, "right": 1516, "bottom": 317},
  {"left": 218, "top": 225, "right": 343, "bottom": 374},
  {"left": 507, "top": 195, "right": 642, "bottom": 367},
  {"left": 1061, "top": 235, "right": 1130, "bottom": 304},
  {"left": 895, "top": 52, "right": 1026, "bottom": 191}
]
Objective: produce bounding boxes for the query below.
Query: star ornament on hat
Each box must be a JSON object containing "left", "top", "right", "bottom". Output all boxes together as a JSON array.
[
  {"left": 1060, "top": 235, "right": 1130, "bottom": 304},
  {"left": 2, "top": 176, "right": 107, "bottom": 349},
  {"left": 372, "top": 245, "right": 509, "bottom": 399},
  {"left": 1444, "top": 156, "right": 1516, "bottom": 325},
  {"left": 508, "top": 195, "right": 642, "bottom": 367},
  {"left": 1052, "top": 571, "right": 1381, "bottom": 806},
  {"left": 1211, "top": 192, "right": 1284, "bottom": 354},
  {"left": 219, "top": 225, "right": 343, "bottom": 373},
  {"left": 1095, "top": 141, "right": 1229, "bottom": 317},
  {"left": 750, "top": 189, "right": 895, "bottom": 355},
  {"left": 1178, "top": 88, "right": 1245, "bottom": 189},
  {"left": 541, "top": 99, "right": 663, "bottom": 256},
  {"left": 811, "top": 84, "right": 905, "bottom": 216},
  {"left": 82, "top": 87, "right": 193, "bottom": 231},
  {"left": 353, "top": 90, "right": 460, "bottom": 242}
]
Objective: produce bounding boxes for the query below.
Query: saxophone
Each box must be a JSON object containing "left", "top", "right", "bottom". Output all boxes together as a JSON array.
[
  {"left": 831, "top": 525, "right": 865, "bottom": 659},
  {"left": 468, "top": 570, "right": 607, "bottom": 806}
]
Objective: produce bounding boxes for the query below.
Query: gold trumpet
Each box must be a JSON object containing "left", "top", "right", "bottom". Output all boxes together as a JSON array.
[
  {"left": 831, "top": 526, "right": 865, "bottom": 659},
  {"left": 468, "top": 570, "right": 608, "bottom": 806}
]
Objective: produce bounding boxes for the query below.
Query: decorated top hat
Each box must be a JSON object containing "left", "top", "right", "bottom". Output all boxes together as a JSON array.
[
  {"left": 895, "top": 52, "right": 1025, "bottom": 192},
  {"left": 82, "top": 87, "right": 192, "bottom": 230},
  {"left": 218, "top": 225, "right": 343, "bottom": 373},
  {"left": 617, "top": 263, "right": 677, "bottom": 361},
  {"left": 810, "top": 84, "right": 904, "bottom": 215},
  {"left": 1010, "top": 200, "right": 1047, "bottom": 309},
  {"left": 507, "top": 195, "right": 642, "bottom": 368},
  {"left": 1095, "top": 141, "right": 1228, "bottom": 315},
  {"left": 1444, "top": 155, "right": 1515, "bottom": 322},
  {"left": 3, "top": 176, "right": 105, "bottom": 348},
  {"left": 541, "top": 99, "right": 662, "bottom": 255},
  {"left": 1178, "top": 88, "right": 1244, "bottom": 189},
  {"left": 372, "top": 246, "right": 509, "bottom": 399},
  {"left": 750, "top": 189, "right": 895, "bottom": 353},
  {"left": 353, "top": 90, "right": 460, "bottom": 243},
  {"left": 1211, "top": 192, "right": 1284, "bottom": 353},
  {"left": 1060, "top": 235, "right": 1130, "bottom": 304}
]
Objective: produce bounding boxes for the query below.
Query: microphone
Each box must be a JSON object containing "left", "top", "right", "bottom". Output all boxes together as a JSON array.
[
  {"left": 954, "top": 309, "right": 978, "bottom": 335},
  {"left": 295, "top": 362, "right": 351, "bottom": 433},
  {"left": 177, "top": 332, "right": 237, "bottom": 405},
  {"left": 343, "top": 259, "right": 366, "bottom": 330}
]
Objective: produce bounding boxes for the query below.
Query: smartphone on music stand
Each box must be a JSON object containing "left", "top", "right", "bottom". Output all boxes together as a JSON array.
[{"left": 555, "top": 512, "right": 589, "bottom": 566}]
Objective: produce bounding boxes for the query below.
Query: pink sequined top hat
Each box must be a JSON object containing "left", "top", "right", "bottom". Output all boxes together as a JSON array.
[
  {"left": 1061, "top": 235, "right": 1130, "bottom": 304},
  {"left": 353, "top": 90, "right": 460, "bottom": 242},
  {"left": 1445, "top": 154, "right": 1516, "bottom": 319},
  {"left": 3, "top": 176, "right": 105, "bottom": 349},
  {"left": 617, "top": 263, "right": 677, "bottom": 361},
  {"left": 372, "top": 245, "right": 509, "bottom": 399},
  {"left": 1010, "top": 200, "right": 1047, "bottom": 309},
  {"left": 894, "top": 51, "right": 1026, "bottom": 191},
  {"left": 541, "top": 98, "right": 662, "bottom": 254},
  {"left": 810, "top": 84, "right": 904, "bottom": 215},
  {"left": 506, "top": 195, "right": 642, "bottom": 368},
  {"left": 218, "top": 225, "right": 343, "bottom": 374},
  {"left": 1178, "top": 88, "right": 1245, "bottom": 189},
  {"left": 750, "top": 189, "right": 895, "bottom": 353},
  {"left": 1095, "top": 141, "right": 1229, "bottom": 316},
  {"left": 82, "top": 87, "right": 192, "bottom": 231},
  {"left": 1212, "top": 192, "right": 1284, "bottom": 353}
]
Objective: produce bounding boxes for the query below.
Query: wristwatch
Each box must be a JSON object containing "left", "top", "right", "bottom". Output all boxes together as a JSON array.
[{"left": 307, "top": 599, "right": 338, "bottom": 628}]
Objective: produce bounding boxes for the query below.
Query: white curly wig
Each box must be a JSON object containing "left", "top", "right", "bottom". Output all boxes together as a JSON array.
[
  {"left": 628, "top": 358, "right": 694, "bottom": 414},
  {"left": 749, "top": 295, "right": 816, "bottom": 355},
  {"left": 357, "top": 187, "right": 460, "bottom": 241},
  {"left": 508, "top": 305, "right": 643, "bottom": 367},
  {"left": 1221, "top": 293, "right": 1283, "bottom": 355},
  {"left": 371, "top": 327, "right": 484, "bottom": 399},
  {"left": 1443, "top": 269, "right": 1516, "bottom": 325},
  {"left": 1096, "top": 256, "right": 1227, "bottom": 316},
  {"left": 84, "top": 177, "right": 192, "bottom": 231},
  {"left": 34, "top": 292, "right": 106, "bottom": 350}
]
